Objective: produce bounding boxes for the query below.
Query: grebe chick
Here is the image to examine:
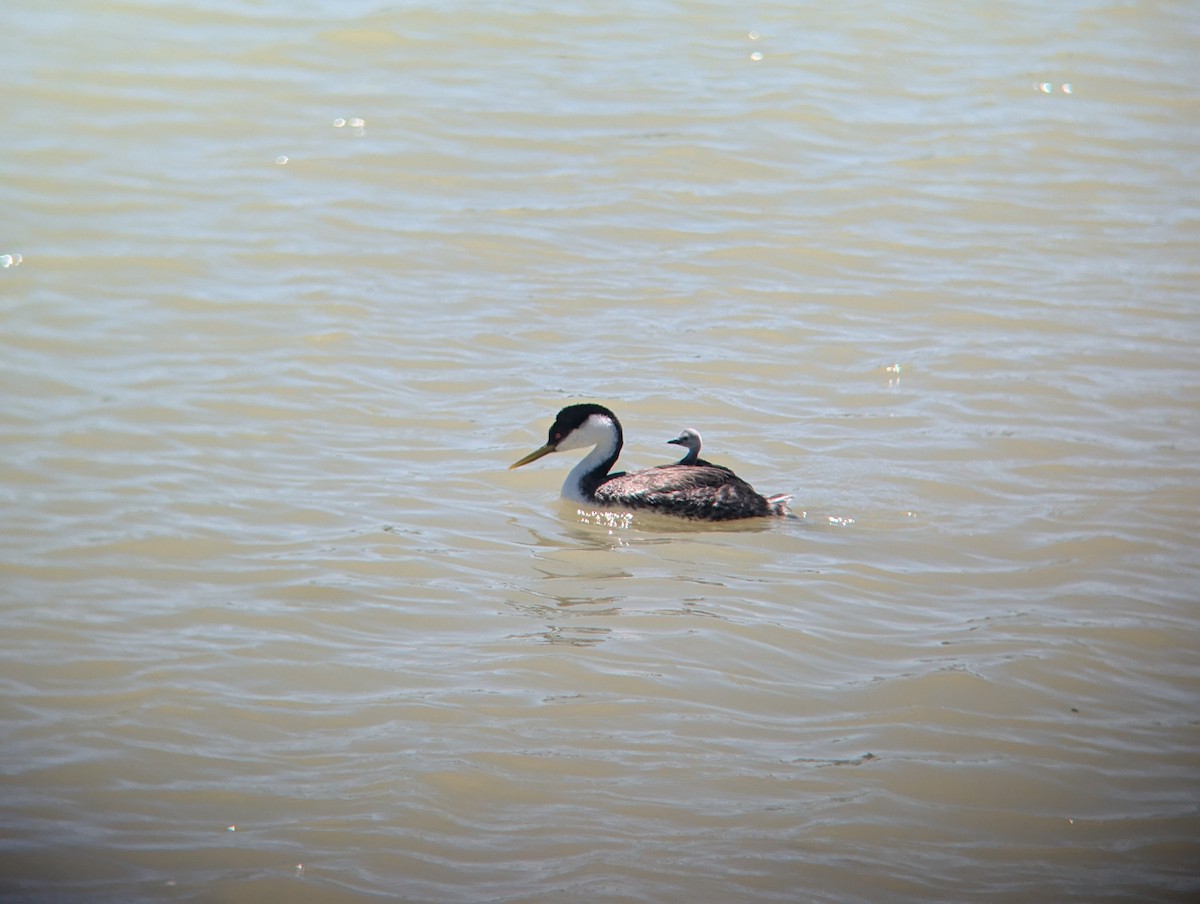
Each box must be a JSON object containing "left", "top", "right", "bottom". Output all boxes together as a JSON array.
[
  {"left": 510, "top": 404, "right": 790, "bottom": 521},
  {"left": 665, "top": 428, "right": 730, "bottom": 471}
]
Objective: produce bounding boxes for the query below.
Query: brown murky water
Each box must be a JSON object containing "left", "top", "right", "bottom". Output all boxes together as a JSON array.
[{"left": 2, "top": 1, "right": 1197, "bottom": 901}]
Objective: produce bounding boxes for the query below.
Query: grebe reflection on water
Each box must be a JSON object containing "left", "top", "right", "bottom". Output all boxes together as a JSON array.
[{"left": 510, "top": 404, "right": 790, "bottom": 521}]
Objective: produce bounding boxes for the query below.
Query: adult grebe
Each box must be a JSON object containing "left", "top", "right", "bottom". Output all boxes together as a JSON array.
[{"left": 509, "top": 404, "right": 791, "bottom": 521}]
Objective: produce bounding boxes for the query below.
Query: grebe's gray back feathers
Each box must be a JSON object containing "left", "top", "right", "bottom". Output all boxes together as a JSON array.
[
  {"left": 595, "top": 463, "right": 788, "bottom": 520},
  {"left": 511, "top": 403, "right": 790, "bottom": 521}
]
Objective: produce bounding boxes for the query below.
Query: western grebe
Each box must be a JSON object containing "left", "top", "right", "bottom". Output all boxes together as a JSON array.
[
  {"left": 509, "top": 404, "right": 791, "bottom": 521},
  {"left": 665, "top": 427, "right": 730, "bottom": 471}
]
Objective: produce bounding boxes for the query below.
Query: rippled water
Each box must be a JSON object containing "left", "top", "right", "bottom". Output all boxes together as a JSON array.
[{"left": 3, "top": 1, "right": 1199, "bottom": 901}]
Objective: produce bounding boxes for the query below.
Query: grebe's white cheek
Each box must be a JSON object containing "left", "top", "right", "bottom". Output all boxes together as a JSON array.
[
  {"left": 556, "top": 414, "right": 614, "bottom": 452},
  {"left": 555, "top": 434, "right": 581, "bottom": 452}
]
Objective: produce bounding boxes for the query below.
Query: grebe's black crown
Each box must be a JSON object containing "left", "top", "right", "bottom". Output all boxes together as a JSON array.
[{"left": 547, "top": 403, "right": 620, "bottom": 445}]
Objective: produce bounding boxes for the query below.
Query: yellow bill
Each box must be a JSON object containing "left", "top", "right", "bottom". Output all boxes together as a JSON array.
[{"left": 509, "top": 443, "right": 556, "bottom": 470}]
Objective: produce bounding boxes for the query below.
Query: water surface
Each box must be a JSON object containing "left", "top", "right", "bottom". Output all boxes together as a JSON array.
[{"left": 2, "top": 1, "right": 1198, "bottom": 901}]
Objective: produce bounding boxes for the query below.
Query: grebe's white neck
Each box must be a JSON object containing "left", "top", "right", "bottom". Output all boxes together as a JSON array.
[{"left": 558, "top": 413, "right": 622, "bottom": 502}]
